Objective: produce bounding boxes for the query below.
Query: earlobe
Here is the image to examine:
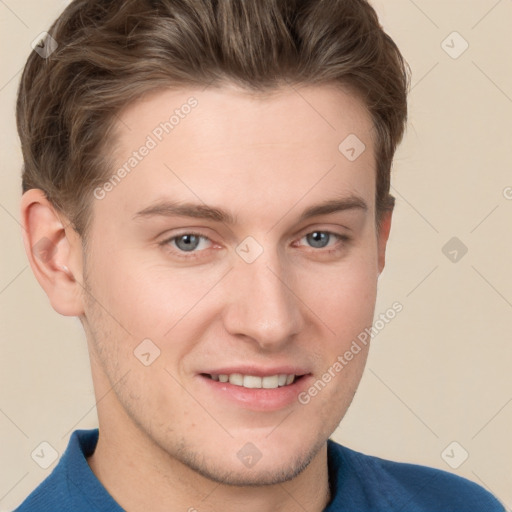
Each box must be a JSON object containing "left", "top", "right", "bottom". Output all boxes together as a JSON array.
[
  {"left": 377, "top": 209, "right": 393, "bottom": 275},
  {"left": 20, "top": 189, "right": 85, "bottom": 316}
]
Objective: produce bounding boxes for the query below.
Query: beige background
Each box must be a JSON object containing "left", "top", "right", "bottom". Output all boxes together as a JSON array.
[{"left": 1, "top": 0, "right": 511, "bottom": 510}]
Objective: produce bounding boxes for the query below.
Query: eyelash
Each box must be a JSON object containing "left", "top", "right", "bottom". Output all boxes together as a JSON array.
[{"left": 159, "top": 230, "right": 351, "bottom": 260}]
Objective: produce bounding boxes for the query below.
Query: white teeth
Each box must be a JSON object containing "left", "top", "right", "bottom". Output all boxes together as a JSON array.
[
  {"left": 210, "top": 373, "right": 297, "bottom": 389},
  {"left": 229, "top": 373, "right": 244, "bottom": 386},
  {"left": 243, "top": 375, "right": 262, "bottom": 388},
  {"left": 262, "top": 375, "right": 279, "bottom": 389}
]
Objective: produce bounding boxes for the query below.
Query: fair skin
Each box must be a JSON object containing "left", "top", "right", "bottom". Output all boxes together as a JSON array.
[{"left": 21, "top": 83, "right": 392, "bottom": 512}]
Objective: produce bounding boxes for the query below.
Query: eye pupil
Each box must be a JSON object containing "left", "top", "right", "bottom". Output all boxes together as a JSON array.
[
  {"left": 307, "top": 231, "right": 329, "bottom": 249},
  {"left": 175, "top": 234, "right": 200, "bottom": 251}
]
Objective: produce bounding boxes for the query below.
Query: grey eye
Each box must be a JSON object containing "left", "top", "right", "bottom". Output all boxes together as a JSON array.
[
  {"left": 306, "top": 232, "right": 331, "bottom": 249},
  {"left": 174, "top": 234, "right": 202, "bottom": 252}
]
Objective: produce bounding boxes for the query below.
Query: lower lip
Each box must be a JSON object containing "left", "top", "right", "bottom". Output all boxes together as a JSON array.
[{"left": 198, "top": 375, "right": 312, "bottom": 411}]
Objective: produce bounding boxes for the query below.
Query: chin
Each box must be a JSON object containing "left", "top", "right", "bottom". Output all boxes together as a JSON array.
[
  {"left": 185, "top": 449, "right": 317, "bottom": 487},
  {"left": 171, "top": 434, "right": 326, "bottom": 487}
]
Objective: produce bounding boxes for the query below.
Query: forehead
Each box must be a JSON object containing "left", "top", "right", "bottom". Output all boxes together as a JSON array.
[
  {"left": 95, "top": 83, "right": 376, "bottom": 227},
  {"left": 115, "top": 82, "right": 374, "bottom": 152}
]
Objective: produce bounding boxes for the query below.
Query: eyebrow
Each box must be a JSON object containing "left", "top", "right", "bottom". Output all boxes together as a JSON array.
[{"left": 133, "top": 195, "right": 368, "bottom": 225}]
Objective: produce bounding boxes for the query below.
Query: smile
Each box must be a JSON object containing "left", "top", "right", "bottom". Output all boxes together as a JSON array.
[{"left": 204, "top": 373, "right": 300, "bottom": 389}]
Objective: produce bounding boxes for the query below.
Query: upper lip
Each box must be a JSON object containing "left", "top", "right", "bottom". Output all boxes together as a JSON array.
[{"left": 200, "top": 366, "right": 309, "bottom": 377}]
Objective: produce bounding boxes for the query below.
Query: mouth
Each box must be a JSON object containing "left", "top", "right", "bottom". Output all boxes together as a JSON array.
[
  {"left": 198, "top": 369, "right": 312, "bottom": 411},
  {"left": 201, "top": 373, "right": 305, "bottom": 389}
]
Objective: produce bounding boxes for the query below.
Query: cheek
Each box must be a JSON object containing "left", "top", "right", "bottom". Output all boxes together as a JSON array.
[
  {"left": 90, "top": 249, "right": 210, "bottom": 332},
  {"left": 302, "top": 255, "right": 378, "bottom": 344},
  {"left": 85, "top": 225, "right": 379, "bottom": 357}
]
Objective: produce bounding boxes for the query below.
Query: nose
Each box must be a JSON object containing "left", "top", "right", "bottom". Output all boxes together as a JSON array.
[{"left": 221, "top": 251, "right": 304, "bottom": 351}]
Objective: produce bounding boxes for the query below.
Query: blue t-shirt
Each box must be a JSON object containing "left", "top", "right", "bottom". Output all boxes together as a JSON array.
[{"left": 13, "top": 428, "right": 505, "bottom": 512}]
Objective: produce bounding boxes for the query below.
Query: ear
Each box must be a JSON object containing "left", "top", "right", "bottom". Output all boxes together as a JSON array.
[
  {"left": 20, "top": 189, "right": 85, "bottom": 316},
  {"left": 377, "top": 209, "right": 393, "bottom": 275}
]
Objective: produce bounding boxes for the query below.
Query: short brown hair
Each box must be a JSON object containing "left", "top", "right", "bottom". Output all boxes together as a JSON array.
[{"left": 17, "top": 0, "right": 410, "bottom": 237}]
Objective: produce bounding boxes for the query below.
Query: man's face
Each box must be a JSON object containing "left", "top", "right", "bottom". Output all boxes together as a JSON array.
[{"left": 81, "top": 83, "right": 389, "bottom": 485}]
